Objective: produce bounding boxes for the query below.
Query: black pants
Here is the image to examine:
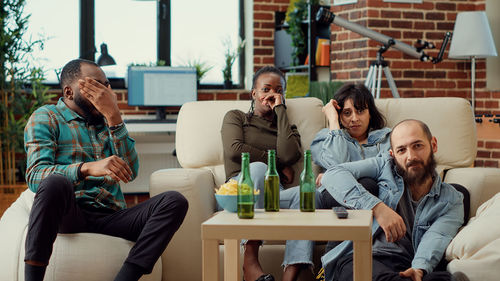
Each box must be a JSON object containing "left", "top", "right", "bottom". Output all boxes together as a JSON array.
[
  {"left": 25, "top": 174, "right": 188, "bottom": 274},
  {"left": 320, "top": 177, "right": 379, "bottom": 208},
  {"left": 334, "top": 253, "right": 453, "bottom": 281}
]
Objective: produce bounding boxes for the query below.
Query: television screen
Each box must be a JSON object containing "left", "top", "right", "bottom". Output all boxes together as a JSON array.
[{"left": 127, "top": 66, "right": 197, "bottom": 107}]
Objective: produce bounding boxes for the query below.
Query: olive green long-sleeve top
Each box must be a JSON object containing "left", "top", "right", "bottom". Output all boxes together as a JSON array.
[{"left": 221, "top": 104, "right": 303, "bottom": 181}]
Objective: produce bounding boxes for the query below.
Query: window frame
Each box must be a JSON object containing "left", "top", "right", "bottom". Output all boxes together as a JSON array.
[{"left": 77, "top": 0, "right": 245, "bottom": 90}]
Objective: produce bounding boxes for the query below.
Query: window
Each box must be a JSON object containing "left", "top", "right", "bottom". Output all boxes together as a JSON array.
[
  {"left": 95, "top": 0, "right": 157, "bottom": 78},
  {"left": 25, "top": 1, "right": 79, "bottom": 83},
  {"left": 171, "top": 0, "right": 241, "bottom": 85},
  {"left": 24, "top": 0, "right": 243, "bottom": 87}
]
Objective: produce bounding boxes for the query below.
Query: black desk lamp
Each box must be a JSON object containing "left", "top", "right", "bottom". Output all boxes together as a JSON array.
[{"left": 97, "top": 43, "right": 116, "bottom": 66}]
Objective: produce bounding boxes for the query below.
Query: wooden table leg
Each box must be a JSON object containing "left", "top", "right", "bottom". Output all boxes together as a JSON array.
[
  {"left": 353, "top": 240, "right": 372, "bottom": 281},
  {"left": 202, "top": 239, "right": 219, "bottom": 281},
  {"left": 224, "top": 239, "right": 241, "bottom": 281}
]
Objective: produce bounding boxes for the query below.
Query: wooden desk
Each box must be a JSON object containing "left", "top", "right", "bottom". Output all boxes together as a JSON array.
[
  {"left": 121, "top": 121, "right": 180, "bottom": 193},
  {"left": 201, "top": 209, "right": 373, "bottom": 281}
]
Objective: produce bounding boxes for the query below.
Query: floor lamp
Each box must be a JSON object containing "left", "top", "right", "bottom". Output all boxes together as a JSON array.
[{"left": 448, "top": 11, "right": 497, "bottom": 113}]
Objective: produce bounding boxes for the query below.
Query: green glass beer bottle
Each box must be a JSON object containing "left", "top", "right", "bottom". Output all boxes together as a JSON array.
[
  {"left": 238, "top": 152, "right": 254, "bottom": 219},
  {"left": 264, "top": 149, "right": 280, "bottom": 212},
  {"left": 300, "top": 150, "right": 315, "bottom": 212}
]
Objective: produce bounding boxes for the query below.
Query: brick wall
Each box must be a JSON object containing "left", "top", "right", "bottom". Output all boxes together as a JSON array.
[
  {"left": 326, "top": 0, "right": 499, "bottom": 167},
  {"left": 252, "top": 0, "right": 499, "bottom": 168},
  {"left": 253, "top": 0, "right": 290, "bottom": 72}
]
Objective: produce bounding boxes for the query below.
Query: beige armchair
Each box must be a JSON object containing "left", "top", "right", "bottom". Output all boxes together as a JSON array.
[
  {"left": 150, "top": 97, "right": 500, "bottom": 281},
  {"left": 0, "top": 187, "right": 162, "bottom": 281}
]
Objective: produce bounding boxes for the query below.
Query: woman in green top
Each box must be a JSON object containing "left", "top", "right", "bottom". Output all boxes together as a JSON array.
[
  {"left": 221, "top": 66, "right": 303, "bottom": 281},
  {"left": 221, "top": 66, "right": 303, "bottom": 203}
]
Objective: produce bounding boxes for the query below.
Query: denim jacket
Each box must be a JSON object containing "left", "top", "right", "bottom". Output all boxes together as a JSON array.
[
  {"left": 320, "top": 152, "right": 464, "bottom": 279},
  {"left": 310, "top": 127, "right": 391, "bottom": 170}
]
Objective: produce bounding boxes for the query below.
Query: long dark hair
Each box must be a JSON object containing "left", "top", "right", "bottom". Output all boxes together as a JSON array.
[
  {"left": 334, "top": 83, "right": 386, "bottom": 130},
  {"left": 247, "top": 65, "right": 286, "bottom": 118}
]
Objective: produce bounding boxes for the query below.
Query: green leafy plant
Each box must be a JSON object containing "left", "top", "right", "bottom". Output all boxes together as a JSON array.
[
  {"left": 0, "top": 0, "right": 54, "bottom": 184},
  {"left": 309, "top": 81, "right": 344, "bottom": 105},
  {"left": 285, "top": 0, "right": 308, "bottom": 66},
  {"left": 285, "top": 0, "right": 320, "bottom": 66},
  {"left": 222, "top": 37, "right": 245, "bottom": 83},
  {"left": 186, "top": 58, "right": 213, "bottom": 83}
]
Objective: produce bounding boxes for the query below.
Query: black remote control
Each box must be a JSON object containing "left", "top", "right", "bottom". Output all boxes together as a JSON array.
[{"left": 333, "top": 206, "right": 348, "bottom": 219}]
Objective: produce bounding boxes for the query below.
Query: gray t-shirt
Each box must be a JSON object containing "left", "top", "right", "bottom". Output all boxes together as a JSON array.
[{"left": 372, "top": 186, "right": 419, "bottom": 261}]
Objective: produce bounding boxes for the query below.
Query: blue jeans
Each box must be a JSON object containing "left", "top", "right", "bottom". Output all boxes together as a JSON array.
[{"left": 280, "top": 186, "right": 325, "bottom": 269}]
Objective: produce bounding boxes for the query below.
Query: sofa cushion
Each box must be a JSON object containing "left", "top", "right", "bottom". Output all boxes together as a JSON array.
[
  {"left": 375, "top": 97, "right": 476, "bottom": 169},
  {"left": 446, "top": 192, "right": 500, "bottom": 281}
]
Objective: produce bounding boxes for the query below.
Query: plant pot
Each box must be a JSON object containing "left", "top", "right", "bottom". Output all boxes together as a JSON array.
[{"left": 223, "top": 80, "right": 233, "bottom": 89}]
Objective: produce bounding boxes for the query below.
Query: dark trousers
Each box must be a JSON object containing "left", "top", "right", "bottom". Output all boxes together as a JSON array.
[
  {"left": 25, "top": 174, "right": 188, "bottom": 273},
  {"left": 320, "top": 177, "right": 379, "bottom": 209},
  {"left": 334, "top": 253, "right": 453, "bottom": 281}
]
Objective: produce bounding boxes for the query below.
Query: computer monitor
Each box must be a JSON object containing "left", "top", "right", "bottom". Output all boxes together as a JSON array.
[{"left": 127, "top": 66, "right": 197, "bottom": 119}]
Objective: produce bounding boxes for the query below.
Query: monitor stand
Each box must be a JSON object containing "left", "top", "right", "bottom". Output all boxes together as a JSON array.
[{"left": 156, "top": 107, "right": 167, "bottom": 120}]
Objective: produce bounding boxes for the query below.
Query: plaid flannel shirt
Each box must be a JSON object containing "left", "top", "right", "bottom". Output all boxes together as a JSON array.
[{"left": 24, "top": 98, "right": 139, "bottom": 211}]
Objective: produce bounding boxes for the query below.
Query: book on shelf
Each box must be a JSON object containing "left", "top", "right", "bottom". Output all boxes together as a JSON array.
[{"left": 315, "top": 37, "right": 330, "bottom": 66}]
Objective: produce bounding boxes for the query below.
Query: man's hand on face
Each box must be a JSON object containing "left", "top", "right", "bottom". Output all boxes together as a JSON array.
[
  {"left": 80, "top": 155, "right": 132, "bottom": 183},
  {"left": 78, "top": 77, "right": 122, "bottom": 126},
  {"left": 399, "top": 268, "right": 424, "bottom": 281},
  {"left": 373, "top": 202, "right": 406, "bottom": 243}
]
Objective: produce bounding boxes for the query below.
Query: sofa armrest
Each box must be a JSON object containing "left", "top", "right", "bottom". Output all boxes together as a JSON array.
[
  {"left": 444, "top": 167, "right": 500, "bottom": 218},
  {"left": 149, "top": 168, "right": 216, "bottom": 281}
]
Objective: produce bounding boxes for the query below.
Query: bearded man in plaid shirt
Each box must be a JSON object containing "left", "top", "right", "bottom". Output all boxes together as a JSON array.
[{"left": 23, "top": 59, "right": 188, "bottom": 281}]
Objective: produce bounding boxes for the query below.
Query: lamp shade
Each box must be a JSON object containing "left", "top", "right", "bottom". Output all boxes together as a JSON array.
[
  {"left": 97, "top": 43, "right": 116, "bottom": 66},
  {"left": 449, "top": 11, "right": 498, "bottom": 59}
]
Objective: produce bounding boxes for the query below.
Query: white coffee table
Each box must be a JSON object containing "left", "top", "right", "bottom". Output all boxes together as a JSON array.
[{"left": 201, "top": 209, "right": 373, "bottom": 281}]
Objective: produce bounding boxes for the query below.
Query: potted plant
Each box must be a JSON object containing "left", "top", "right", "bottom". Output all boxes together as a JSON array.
[
  {"left": 222, "top": 37, "right": 245, "bottom": 89},
  {"left": 186, "top": 58, "right": 213, "bottom": 87},
  {"left": 0, "top": 0, "right": 53, "bottom": 189}
]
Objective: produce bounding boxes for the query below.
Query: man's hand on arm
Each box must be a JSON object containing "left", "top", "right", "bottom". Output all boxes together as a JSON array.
[
  {"left": 373, "top": 202, "right": 406, "bottom": 243},
  {"left": 78, "top": 77, "right": 122, "bottom": 126},
  {"left": 399, "top": 268, "right": 424, "bottom": 281},
  {"left": 80, "top": 155, "right": 132, "bottom": 183}
]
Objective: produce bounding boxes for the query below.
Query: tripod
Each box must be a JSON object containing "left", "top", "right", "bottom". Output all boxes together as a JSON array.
[{"left": 364, "top": 44, "right": 400, "bottom": 98}]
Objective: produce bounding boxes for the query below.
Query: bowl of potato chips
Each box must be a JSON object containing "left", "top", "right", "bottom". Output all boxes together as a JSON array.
[{"left": 215, "top": 179, "right": 259, "bottom": 213}]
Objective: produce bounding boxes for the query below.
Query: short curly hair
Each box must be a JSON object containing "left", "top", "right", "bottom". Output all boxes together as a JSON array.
[{"left": 59, "top": 59, "right": 99, "bottom": 89}]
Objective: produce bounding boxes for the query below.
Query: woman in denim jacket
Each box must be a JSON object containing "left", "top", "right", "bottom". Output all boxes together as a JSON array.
[{"left": 310, "top": 83, "right": 391, "bottom": 205}]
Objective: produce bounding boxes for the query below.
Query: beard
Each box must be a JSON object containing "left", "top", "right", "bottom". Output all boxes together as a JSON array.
[
  {"left": 74, "top": 93, "right": 104, "bottom": 126},
  {"left": 395, "top": 152, "right": 436, "bottom": 187}
]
